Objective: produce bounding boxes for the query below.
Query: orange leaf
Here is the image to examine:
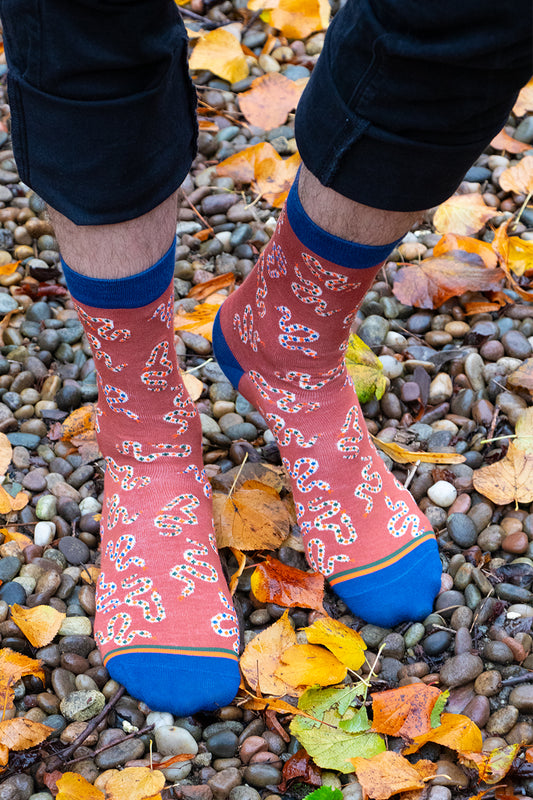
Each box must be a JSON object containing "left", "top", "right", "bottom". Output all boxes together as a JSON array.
[
  {"left": 403, "top": 712, "right": 482, "bottom": 755},
  {"left": 181, "top": 371, "right": 203, "bottom": 402},
  {"left": 473, "top": 440, "right": 533, "bottom": 505},
  {"left": 213, "top": 483, "right": 290, "bottom": 551},
  {"left": 490, "top": 129, "right": 530, "bottom": 154},
  {"left": 0, "top": 485, "right": 29, "bottom": 514},
  {"left": 525, "top": 747, "right": 533, "bottom": 763},
  {"left": 489, "top": 220, "right": 533, "bottom": 277},
  {"left": 0, "top": 648, "right": 45, "bottom": 686},
  {"left": 268, "top": 0, "right": 330, "bottom": 39},
  {"left": 105, "top": 767, "right": 165, "bottom": 800},
  {"left": 0, "top": 743, "right": 7, "bottom": 767},
  {"left": 492, "top": 220, "right": 533, "bottom": 300},
  {"left": 513, "top": 78, "right": 533, "bottom": 116},
  {"left": 499, "top": 156, "right": 533, "bottom": 195},
  {"left": 350, "top": 751, "right": 433, "bottom": 800},
  {"left": 275, "top": 643, "right": 347, "bottom": 689},
  {"left": 507, "top": 357, "right": 533, "bottom": 393},
  {"left": 255, "top": 150, "right": 301, "bottom": 207},
  {"left": 174, "top": 294, "right": 226, "bottom": 342},
  {"left": 464, "top": 301, "right": 506, "bottom": 315},
  {"left": 187, "top": 273, "right": 235, "bottom": 301},
  {"left": 81, "top": 565, "right": 100, "bottom": 584},
  {"left": 433, "top": 234, "right": 498, "bottom": 269},
  {"left": 155, "top": 753, "right": 196, "bottom": 769},
  {"left": 240, "top": 609, "right": 297, "bottom": 696},
  {"left": 458, "top": 744, "right": 520, "bottom": 784},
  {"left": 239, "top": 73, "right": 304, "bottom": 130},
  {"left": 433, "top": 193, "right": 496, "bottom": 235},
  {"left": 371, "top": 684, "right": 442, "bottom": 739},
  {"left": 189, "top": 29, "right": 248, "bottom": 84},
  {"left": 304, "top": 616, "right": 366, "bottom": 671},
  {"left": 60, "top": 405, "right": 96, "bottom": 443},
  {"left": 56, "top": 772, "right": 105, "bottom": 800},
  {"left": 251, "top": 556, "right": 325, "bottom": 613},
  {"left": 0, "top": 528, "right": 33, "bottom": 549},
  {"left": 229, "top": 547, "right": 247, "bottom": 594},
  {"left": 217, "top": 141, "right": 277, "bottom": 183},
  {"left": 192, "top": 229, "right": 212, "bottom": 243},
  {"left": 10, "top": 604, "right": 66, "bottom": 648},
  {"left": 0, "top": 261, "right": 20, "bottom": 276},
  {"left": 372, "top": 437, "right": 466, "bottom": 464},
  {"left": 392, "top": 255, "right": 504, "bottom": 309},
  {"left": 0, "top": 717, "right": 52, "bottom": 750},
  {"left": 241, "top": 691, "right": 320, "bottom": 721}
]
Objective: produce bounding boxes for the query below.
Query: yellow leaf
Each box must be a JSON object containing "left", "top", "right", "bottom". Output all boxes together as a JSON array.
[
  {"left": 0, "top": 433, "right": 12, "bottom": 477},
  {"left": 513, "top": 77, "right": 533, "bottom": 116},
  {"left": 56, "top": 772, "right": 105, "bottom": 800},
  {"left": 81, "top": 565, "right": 100, "bottom": 584},
  {"left": 269, "top": 0, "right": 330, "bottom": 39},
  {"left": 0, "top": 261, "right": 20, "bottom": 277},
  {"left": 240, "top": 610, "right": 297, "bottom": 696},
  {"left": 275, "top": 643, "right": 347, "bottom": 688},
  {"left": 229, "top": 547, "right": 247, "bottom": 594},
  {"left": 0, "top": 743, "right": 8, "bottom": 766},
  {"left": 0, "top": 717, "right": 52, "bottom": 750},
  {"left": 0, "top": 648, "right": 45, "bottom": 685},
  {"left": 0, "top": 485, "right": 29, "bottom": 513},
  {"left": 61, "top": 405, "right": 96, "bottom": 443},
  {"left": 0, "top": 527, "right": 33, "bottom": 550},
  {"left": 514, "top": 407, "right": 533, "bottom": 453},
  {"left": 403, "top": 712, "right": 482, "bottom": 755},
  {"left": 433, "top": 233, "right": 499, "bottom": 269},
  {"left": 371, "top": 437, "right": 466, "bottom": 465},
  {"left": 213, "top": 484, "right": 290, "bottom": 551},
  {"left": 174, "top": 294, "right": 225, "bottom": 342},
  {"left": 11, "top": 604, "right": 66, "bottom": 648},
  {"left": 105, "top": 767, "right": 166, "bottom": 800},
  {"left": 189, "top": 29, "right": 248, "bottom": 84},
  {"left": 181, "top": 371, "right": 203, "bottom": 402},
  {"left": 345, "top": 334, "right": 388, "bottom": 403},
  {"left": 351, "top": 751, "right": 433, "bottom": 800},
  {"left": 499, "top": 155, "right": 533, "bottom": 195},
  {"left": 255, "top": 150, "right": 300, "bottom": 207},
  {"left": 304, "top": 616, "right": 366, "bottom": 671},
  {"left": 433, "top": 193, "right": 496, "bottom": 236},
  {"left": 490, "top": 129, "right": 530, "bottom": 154},
  {"left": 473, "top": 440, "right": 533, "bottom": 505},
  {"left": 458, "top": 744, "right": 520, "bottom": 785}
]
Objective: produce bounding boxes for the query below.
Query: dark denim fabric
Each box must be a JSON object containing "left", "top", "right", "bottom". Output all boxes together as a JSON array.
[{"left": 1, "top": 0, "right": 531, "bottom": 221}]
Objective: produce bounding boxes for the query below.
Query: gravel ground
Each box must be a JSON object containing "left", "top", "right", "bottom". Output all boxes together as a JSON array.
[{"left": 0, "top": 5, "right": 533, "bottom": 799}]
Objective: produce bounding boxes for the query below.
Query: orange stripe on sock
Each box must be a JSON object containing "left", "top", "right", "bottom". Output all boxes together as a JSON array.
[
  {"left": 329, "top": 531, "right": 435, "bottom": 585},
  {"left": 103, "top": 646, "right": 239, "bottom": 665}
]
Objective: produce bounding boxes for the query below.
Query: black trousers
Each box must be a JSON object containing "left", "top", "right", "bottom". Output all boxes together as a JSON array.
[{"left": 1, "top": 0, "right": 531, "bottom": 224}]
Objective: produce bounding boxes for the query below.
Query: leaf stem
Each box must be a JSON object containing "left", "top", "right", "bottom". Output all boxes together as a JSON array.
[{"left": 516, "top": 190, "right": 533, "bottom": 224}]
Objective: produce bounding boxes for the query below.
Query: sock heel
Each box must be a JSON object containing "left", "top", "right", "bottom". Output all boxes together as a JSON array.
[{"left": 212, "top": 309, "right": 245, "bottom": 390}]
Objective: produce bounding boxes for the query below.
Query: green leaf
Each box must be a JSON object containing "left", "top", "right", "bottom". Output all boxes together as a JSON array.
[
  {"left": 338, "top": 706, "right": 370, "bottom": 733},
  {"left": 304, "top": 788, "right": 344, "bottom": 800},
  {"left": 430, "top": 690, "right": 449, "bottom": 728},
  {"left": 345, "top": 334, "right": 388, "bottom": 403},
  {"left": 290, "top": 708, "right": 386, "bottom": 773},
  {"left": 299, "top": 684, "right": 365, "bottom": 725}
]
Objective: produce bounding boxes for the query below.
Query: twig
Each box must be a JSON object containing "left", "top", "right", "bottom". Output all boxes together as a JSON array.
[
  {"left": 516, "top": 190, "right": 533, "bottom": 224},
  {"left": 47, "top": 686, "right": 125, "bottom": 769},
  {"left": 64, "top": 723, "right": 155, "bottom": 767},
  {"left": 501, "top": 671, "right": 533, "bottom": 686},
  {"left": 178, "top": 7, "right": 218, "bottom": 28},
  {"left": 228, "top": 452, "right": 248, "bottom": 500},
  {"left": 185, "top": 358, "right": 213, "bottom": 374},
  {"left": 183, "top": 195, "right": 214, "bottom": 234},
  {"left": 403, "top": 459, "right": 420, "bottom": 490},
  {"left": 488, "top": 405, "right": 500, "bottom": 442},
  {"left": 242, "top": 8, "right": 262, "bottom": 33}
]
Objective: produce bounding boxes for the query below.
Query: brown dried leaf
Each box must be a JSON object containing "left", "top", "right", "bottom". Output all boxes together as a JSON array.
[
  {"left": 228, "top": 547, "right": 247, "bottom": 594},
  {"left": 0, "top": 433, "right": 12, "bottom": 477},
  {"left": 433, "top": 193, "right": 496, "bottom": 235},
  {"left": 458, "top": 744, "right": 520, "bottom": 785},
  {"left": 213, "top": 483, "right": 290, "bottom": 551},
  {"left": 187, "top": 273, "right": 235, "bottom": 300},
  {"left": 473, "top": 440, "right": 533, "bottom": 505},
  {"left": 251, "top": 556, "right": 325, "bottom": 612},
  {"left": 278, "top": 748, "right": 322, "bottom": 792},
  {"left": 499, "top": 156, "right": 533, "bottom": 195},
  {"left": 181, "top": 371, "right": 203, "bottom": 402},
  {"left": 240, "top": 610, "right": 297, "bottom": 695},
  {"left": 392, "top": 256, "right": 504, "bottom": 309},
  {"left": 508, "top": 360, "right": 533, "bottom": 394},
  {"left": 10, "top": 604, "right": 66, "bottom": 648},
  {"left": 239, "top": 73, "right": 304, "bottom": 130},
  {"left": 513, "top": 78, "right": 533, "bottom": 116},
  {"left": 61, "top": 405, "right": 96, "bottom": 443},
  {"left": 350, "top": 751, "right": 431, "bottom": 800},
  {"left": 433, "top": 234, "right": 498, "bottom": 268},
  {"left": 0, "top": 717, "right": 52, "bottom": 751},
  {"left": 490, "top": 129, "right": 530, "bottom": 154},
  {"left": 372, "top": 437, "right": 466, "bottom": 465}
]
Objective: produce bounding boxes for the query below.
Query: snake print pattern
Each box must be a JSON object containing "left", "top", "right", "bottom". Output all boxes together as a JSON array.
[
  {"left": 122, "top": 575, "right": 166, "bottom": 623},
  {"left": 308, "top": 498, "right": 358, "bottom": 545},
  {"left": 170, "top": 539, "right": 219, "bottom": 597},
  {"left": 385, "top": 497, "right": 424, "bottom": 538},
  {"left": 105, "top": 534, "right": 145, "bottom": 572},
  {"left": 249, "top": 370, "right": 320, "bottom": 414},
  {"left": 154, "top": 493, "right": 200, "bottom": 536},
  {"left": 233, "top": 305, "right": 261, "bottom": 351},
  {"left": 96, "top": 612, "right": 152, "bottom": 647},
  {"left": 354, "top": 455, "right": 382, "bottom": 515},
  {"left": 266, "top": 412, "right": 318, "bottom": 448},
  {"left": 106, "top": 457, "right": 151, "bottom": 491},
  {"left": 291, "top": 263, "right": 338, "bottom": 317},
  {"left": 211, "top": 591, "right": 240, "bottom": 654},
  {"left": 106, "top": 494, "right": 140, "bottom": 530},
  {"left": 306, "top": 538, "right": 350, "bottom": 576},
  {"left": 277, "top": 305, "right": 319, "bottom": 357},
  {"left": 141, "top": 340, "right": 174, "bottom": 391},
  {"left": 302, "top": 253, "right": 362, "bottom": 292},
  {"left": 117, "top": 440, "right": 191, "bottom": 461},
  {"left": 103, "top": 384, "right": 139, "bottom": 420}
]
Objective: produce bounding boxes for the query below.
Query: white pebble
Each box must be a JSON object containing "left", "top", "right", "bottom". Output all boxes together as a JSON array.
[
  {"left": 385, "top": 331, "right": 406, "bottom": 348},
  {"left": 146, "top": 711, "right": 175, "bottom": 730},
  {"left": 34, "top": 520, "right": 56, "bottom": 547},
  {"left": 378, "top": 355, "right": 404, "bottom": 379},
  {"left": 427, "top": 480, "right": 457, "bottom": 508},
  {"left": 79, "top": 496, "right": 102, "bottom": 515},
  {"left": 161, "top": 763, "right": 192, "bottom": 781},
  {"left": 154, "top": 724, "right": 199, "bottom": 757}
]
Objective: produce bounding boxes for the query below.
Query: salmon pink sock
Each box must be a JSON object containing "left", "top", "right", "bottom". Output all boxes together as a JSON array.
[
  {"left": 213, "top": 181, "right": 442, "bottom": 627},
  {"left": 62, "top": 241, "right": 240, "bottom": 714}
]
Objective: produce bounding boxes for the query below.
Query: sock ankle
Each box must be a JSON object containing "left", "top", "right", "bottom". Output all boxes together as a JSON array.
[
  {"left": 63, "top": 242, "right": 240, "bottom": 714},
  {"left": 214, "top": 182, "right": 442, "bottom": 627}
]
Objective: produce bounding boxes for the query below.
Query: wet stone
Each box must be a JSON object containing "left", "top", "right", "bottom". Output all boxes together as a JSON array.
[
  {"left": 357, "top": 315, "right": 390, "bottom": 348},
  {"left": 423, "top": 631, "right": 452, "bottom": 656},
  {"left": 509, "top": 684, "right": 533, "bottom": 712},
  {"left": 6, "top": 432, "right": 41, "bottom": 449},
  {"left": 208, "top": 767, "right": 242, "bottom": 800},
  {"left": 502, "top": 329, "right": 532, "bottom": 359},
  {"left": 486, "top": 705, "right": 519, "bottom": 736},
  {"left": 439, "top": 653, "right": 483, "bottom": 687},
  {"left": 207, "top": 731, "right": 239, "bottom": 758},
  {"left": 0, "top": 581, "right": 26, "bottom": 605},
  {"left": 0, "top": 556, "right": 22, "bottom": 582},
  {"left": 95, "top": 737, "right": 145, "bottom": 769},
  {"left": 243, "top": 764, "right": 282, "bottom": 788},
  {"left": 155, "top": 724, "right": 199, "bottom": 756},
  {"left": 447, "top": 514, "right": 478, "bottom": 548},
  {"left": 58, "top": 537, "right": 90, "bottom": 565}
]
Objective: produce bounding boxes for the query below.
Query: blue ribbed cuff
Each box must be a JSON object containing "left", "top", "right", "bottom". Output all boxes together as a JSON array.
[
  {"left": 286, "top": 175, "right": 402, "bottom": 269},
  {"left": 61, "top": 238, "right": 176, "bottom": 309}
]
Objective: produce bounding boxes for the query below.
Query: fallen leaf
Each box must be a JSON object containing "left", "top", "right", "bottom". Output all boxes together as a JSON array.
[
  {"left": 490, "top": 129, "right": 530, "bottom": 154},
  {"left": 514, "top": 407, "right": 533, "bottom": 453},
  {"left": 345, "top": 334, "right": 387, "bottom": 403},
  {"left": 56, "top": 772, "right": 104, "bottom": 800},
  {"left": 10, "top": 605, "right": 66, "bottom": 648},
  {"left": 0, "top": 742, "right": 7, "bottom": 767},
  {"left": 268, "top": 0, "right": 330, "bottom": 39},
  {"left": 240, "top": 610, "right": 297, "bottom": 695},
  {"left": 304, "top": 616, "right": 366, "bottom": 671},
  {"left": 433, "top": 193, "right": 496, "bottom": 236},
  {"left": 492, "top": 220, "right": 533, "bottom": 300},
  {"left": 526, "top": 747, "right": 533, "bottom": 763},
  {"left": 0, "top": 485, "right": 29, "bottom": 513},
  {"left": 513, "top": 78, "right": 533, "bottom": 116},
  {"left": 255, "top": 150, "right": 301, "bottom": 207},
  {"left": 392, "top": 255, "right": 504, "bottom": 309},
  {"left": 229, "top": 547, "right": 247, "bottom": 594},
  {"left": 403, "top": 712, "right": 482, "bottom": 755},
  {"left": 350, "top": 752, "right": 435, "bottom": 800},
  {"left": 458, "top": 744, "right": 520, "bottom": 784},
  {"left": 464, "top": 301, "right": 507, "bottom": 315},
  {"left": 429, "top": 689, "right": 449, "bottom": 727},
  {"left": 0, "top": 648, "right": 45, "bottom": 686},
  {"left": 339, "top": 706, "right": 370, "bottom": 734},
  {"left": 239, "top": 73, "right": 304, "bottom": 130},
  {"left": 372, "top": 437, "right": 466, "bottom": 465},
  {"left": 189, "top": 29, "right": 248, "bottom": 84},
  {"left": 278, "top": 748, "right": 322, "bottom": 792},
  {"left": 187, "top": 273, "right": 235, "bottom": 300},
  {"left": 217, "top": 141, "right": 276, "bottom": 183},
  {"left": 213, "top": 483, "right": 290, "bottom": 551},
  {"left": 105, "top": 767, "right": 165, "bottom": 800},
  {"left": 181, "top": 371, "right": 203, "bottom": 402},
  {"left": 298, "top": 684, "right": 365, "bottom": 724},
  {"left": 61, "top": 405, "right": 96, "bottom": 443},
  {"left": 241, "top": 691, "right": 321, "bottom": 722},
  {"left": 488, "top": 220, "right": 533, "bottom": 277},
  {"left": 371, "top": 684, "right": 442, "bottom": 739},
  {"left": 251, "top": 556, "right": 325, "bottom": 612},
  {"left": 499, "top": 155, "right": 533, "bottom": 195},
  {"left": 0, "top": 528, "right": 33, "bottom": 550},
  {"left": 0, "top": 261, "right": 20, "bottom": 276},
  {"left": 0, "top": 309, "right": 19, "bottom": 346},
  {"left": 174, "top": 294, "right": 226, "bottom": 342},
  {"left": 433, "top": 234, "right": 499, "bottom": 269},
  {"left": 275, "top": 644, "right": 347, "bottom": 689},
  {"left": 0, "top": 434, "right": 12, "bottom": 477},
  {"left": 0, "top": 717, "right": 52, "bottom": 750},
  {"left": 212, "top": 461, "right": 289, "bottom": 494},
  {"left": 291, "top": 707, "right": 385, "bottom": 773},
  {"left": 473, "top": 440, "right": 533, "bottom": 506},
  {"left": 303, "top": 789, "right": 343, "bottom": 800},
  {"left": 155, "top": 753, "right": 196, "bottom": 769}
]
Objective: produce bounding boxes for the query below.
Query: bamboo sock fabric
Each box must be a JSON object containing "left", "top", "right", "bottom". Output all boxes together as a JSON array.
[
  {"left": 62, "top": 242, "right": 240, "bottom": 714},
  {"left": 213, "top": 183, "right": 442, "bottom": 626}
]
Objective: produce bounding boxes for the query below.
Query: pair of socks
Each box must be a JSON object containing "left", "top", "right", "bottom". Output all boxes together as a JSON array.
[{"left": 63, "top": 180, "right": 441, "bottom": 715}]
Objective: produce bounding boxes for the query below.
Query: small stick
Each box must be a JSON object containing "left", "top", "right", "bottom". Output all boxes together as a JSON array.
[
  {"left": 403, "top": 459, "right": 420, "bottom": 491},
  {"left": 65, "top": 723, "right": 155, "bottom": 766},
  {"left": 488, "top": 405, "right": 500, "bottom": 442},
  {"left": 178, "top": 7, "right": 218, "bottom": 28},
  {"left": 501, "top": 671, "right": 533, "bottom": 686},
  {"left": 183, "top": 195, "right": 214, "bottom": 234}
]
